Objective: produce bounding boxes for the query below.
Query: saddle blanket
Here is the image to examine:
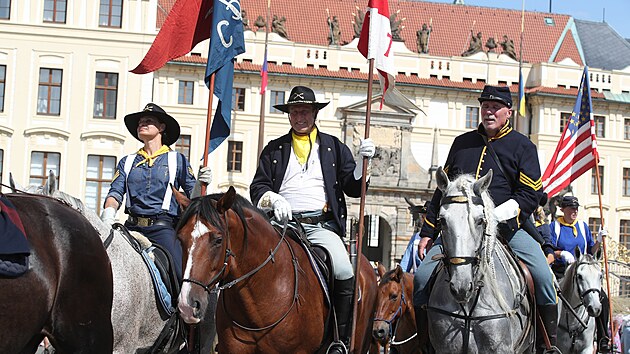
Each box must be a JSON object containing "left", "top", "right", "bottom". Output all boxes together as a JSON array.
[{"left": 0, "top": 195, "right": 30, "bottom": 277}]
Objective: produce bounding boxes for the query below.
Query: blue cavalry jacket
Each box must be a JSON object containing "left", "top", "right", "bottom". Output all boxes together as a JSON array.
[
  {"left": 421, "top": 123, "right": 543, "bottom": 240},
  {"left": 250, "top": 129, "right": 363, "bottom": 236}
]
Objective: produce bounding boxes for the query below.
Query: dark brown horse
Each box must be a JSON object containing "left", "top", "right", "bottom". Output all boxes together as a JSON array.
[
  {"left": 373, "top": 265, "right": 421, "bottom": 354},
  {"left": 0, "top": 193, "right": 113, "bottom": 353},
  {"left": 173, "top": 186, "right": 377, "bottom": 353}
]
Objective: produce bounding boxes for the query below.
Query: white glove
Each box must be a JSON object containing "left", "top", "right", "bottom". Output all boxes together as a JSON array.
[
  {"left": 191, "top": 166, "right": 213, "bottom": 198},
  {"left": 560, "top": 250, "right": 576, "bottom": 264},
  {"left": 598, "top": 227, "right": 608, "bottom": 242},
  {"left": 354, "top": 138, "right": 375, "bottom": 180},
  {"left": 100, "top": 207, "right": 117, "bottom": 226},
  {"left": 257, "top": 191, "right": 292, "bottom": 222},
  {"left": 493, "top": 199, "right": 519, "bottom": 222}
]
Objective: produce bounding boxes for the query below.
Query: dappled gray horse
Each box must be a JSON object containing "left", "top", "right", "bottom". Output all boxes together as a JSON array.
[
  {"left": 12, "top": 172, "right": 216, "bottom": 353},
  {"left": 427, "top": 168, "right": 534, "bottom": 354},
  {"left": 557, "top": 251, "right": 602, "bottom": 354}
]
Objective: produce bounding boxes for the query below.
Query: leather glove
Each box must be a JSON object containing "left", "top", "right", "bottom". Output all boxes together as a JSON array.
[
  {"left": 257, "top": 191, "right": 292, "bottom": 222},
  {"left": 100, "top": 207, "right": 117, "bottom": 226},
  {"left": 560, "top": 250, "right": 576, "bottom": 264},
  {"left": 354, "top": 138, "right": 376, "bottom": 180},
  {"left": 597, "top": 227, "right": 607, "bottom": 242},
  {"left": 192, "top": 166, "right": 213, "bottom": 198}
]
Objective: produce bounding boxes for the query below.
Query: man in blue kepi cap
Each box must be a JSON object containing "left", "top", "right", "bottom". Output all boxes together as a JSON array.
[{"left": 412, "top": 85, "right": 560, "bottom": 352}]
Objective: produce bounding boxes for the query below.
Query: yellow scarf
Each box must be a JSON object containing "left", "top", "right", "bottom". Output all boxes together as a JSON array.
[
  {"left": 292, "top": 127, "right": 318, "bottom": 165},
  {"left": 135, "top": 145, "right": 171, "bottom": 167},
  {"left": 558, "top": 216, "right": 578, "bottom": 236}
]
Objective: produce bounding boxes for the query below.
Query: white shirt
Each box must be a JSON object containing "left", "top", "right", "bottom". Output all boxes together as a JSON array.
[{"left": 279, "top": 142, "right": 327, "bottom": 212}]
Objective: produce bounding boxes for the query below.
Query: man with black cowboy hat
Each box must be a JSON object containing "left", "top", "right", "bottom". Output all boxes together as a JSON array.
[
  {"left": 400, "top": 200, "right": 429, "bottom": 273},
  {"left": 250, "top": 86, "right": 376, "bottom": 354},
  {"left": 411, "top": 85, "right": 560, "bottom": 352},
  {"left": 100, "top": 103, "right": 212, "bottom": 281}
]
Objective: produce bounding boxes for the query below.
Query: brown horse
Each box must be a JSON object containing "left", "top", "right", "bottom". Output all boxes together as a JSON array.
[
  {"left": 0, "top": 193, "right": 113, "bottom": 353},
  {"left": 373, "top": 265, "right": 421, "bottom": 354},
  {"left": 173, "top": 186, "right": 377, "bottom": 353}
]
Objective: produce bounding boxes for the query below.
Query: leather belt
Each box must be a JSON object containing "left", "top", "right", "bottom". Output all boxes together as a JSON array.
[
  {"left": 127, "top": 215, "right": 172, "bottom": 227},
  {"left": 293, "top": 212, "right": 334, "bottom": 225}
]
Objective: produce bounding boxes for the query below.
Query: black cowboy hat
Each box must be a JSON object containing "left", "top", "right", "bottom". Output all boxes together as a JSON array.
[
  {"left": 273, "top": 86, "right": 330, "bottom": 113},
  {"left": 409, "top": 201, "right": 430, "bottom": 215},
  {"left": 478, "top": 85, "right": 513, "bottom": 108},
  {"left": 124, "top": 103, "right": 180, "bottom": 146},
  {"left": 560, "top": 195, "right": 580, "bottom": 208}
]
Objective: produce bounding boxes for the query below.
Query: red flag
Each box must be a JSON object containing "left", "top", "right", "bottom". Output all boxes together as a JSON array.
[
  {"left": 131, "top": 0, "right": 213, "bottom": 74},
  {"left": 260, "top": 50, "right": 268, "bottom": 95},
  {"left": 357, "top": 0, "right": 395, "bottom": 108},
  {"left": 542, "top": 66, "right": 599, "bottom": 198}
]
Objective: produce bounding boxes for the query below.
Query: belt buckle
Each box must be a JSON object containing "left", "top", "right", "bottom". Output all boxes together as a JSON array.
[
  {"left": 304, "top": 217, "right": 314, "bottom": 224},
  {"left": 137, "top": 217, "right": 151, "bottom": 227}
]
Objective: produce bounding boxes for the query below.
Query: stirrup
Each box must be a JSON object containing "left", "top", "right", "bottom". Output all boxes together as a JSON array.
[
  {"left": 598, "top": 336, "right": 612, "bottom": 353},
  {"left": 542, "top": 346, "right": 562, "bottom": 354},
  {"left": 326, "top": 340, "right": 348, "bottom": 354}
]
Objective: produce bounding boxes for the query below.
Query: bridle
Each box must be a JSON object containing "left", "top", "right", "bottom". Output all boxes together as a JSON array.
[
  {"left": 373, "top": 274, "right": 417, "bottom": 346},
  {"left": 181, "top": 209, "right": 300, "bottom": 331}
]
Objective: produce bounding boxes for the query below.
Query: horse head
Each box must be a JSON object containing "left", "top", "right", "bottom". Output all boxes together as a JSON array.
[
  {"left": 436, "top": 167, "right": 496, "bottom": 303},
  {"left": 373, "top": 265, "right": 411, "bottom": 344},
  {"left": 570, "top": 248, "right": 603, "bottom": 317}
]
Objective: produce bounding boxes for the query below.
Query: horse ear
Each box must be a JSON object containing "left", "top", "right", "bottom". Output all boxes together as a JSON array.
[
  {"left": 573, "top": 245, "right": 582, "bottom": 260},
  {"left": 436, "top": 166, "right": 449, "bottom": 191},
  {"left": 216, "top": 186, "right": 237, "bottom": 213},
  {"left": 47, "top": 170, "right": 57, "bottom": 195},
  {"left": 393, "top": 264, "right": 403, "bottom": 281},
  {"left": 171, "top": 184, "right": 191, "bottom": 210},
  {"left": 593, "top": 244, "right": 603, "bottom": 262},
  {"left": 473, "top": 169, "right": 493, "bottom": 196},
  {"left": 376, "top": 262, "right": 387, "bottom": 277}
]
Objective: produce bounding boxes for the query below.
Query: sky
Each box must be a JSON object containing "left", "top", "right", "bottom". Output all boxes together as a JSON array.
[{"left": 427, "top": 0, "right": 630, "bottom": 39}]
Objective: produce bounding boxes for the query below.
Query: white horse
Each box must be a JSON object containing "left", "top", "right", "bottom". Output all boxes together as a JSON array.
[
  {"left": 10, "top": 172, "right": 216, "bottom": 353},
  {"left": 427, "top": 168, "right": 534, "bottom": 354},
  {"left": 557, "top": 250, "right": 603, "bottom": 354}
]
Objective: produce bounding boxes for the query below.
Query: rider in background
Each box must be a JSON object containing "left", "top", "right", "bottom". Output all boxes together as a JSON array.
[
  {"left": 250, "top": 86, "right": 375, "bottom": 354},
  {"left": 545, "top": 195, "right": 611, "bottom": 352},
  {"left": 399, "top": 201, "right": 428, "bottom": 273},
  {"left": 100, "top": 103, "right": 212, "bottom": 281},
  {"left": 411, "top": 85, "right": 559, "bottom": 352}
]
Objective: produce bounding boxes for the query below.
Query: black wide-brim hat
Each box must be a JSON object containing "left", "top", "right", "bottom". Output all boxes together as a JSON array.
[
  {"left": 478, "top": 85, "right": 513, "bottom": 108},
  {"left": 273, "top": 86, "right": 330, "bottom": 113},
  {"left": 124, "top": 103, "right": 180, "bottom": 146}
]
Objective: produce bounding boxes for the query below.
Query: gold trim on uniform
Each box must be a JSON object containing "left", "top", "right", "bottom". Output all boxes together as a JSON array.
[
  {"left": 475, "top": 146, "right": 487, "bottom": 179},
  {"left": 111, "top": 170, "right": 120, "bottom": 182},
  {"left": 519, "top": 172, "right": 542, "bottom": 190}
]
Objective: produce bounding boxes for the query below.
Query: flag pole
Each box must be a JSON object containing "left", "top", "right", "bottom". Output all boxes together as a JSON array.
[
  {"left": 349, "top": 57, "right": 374, "bottom": 353},
  {"left": 201, "top": 74, "right": 216, "bottom": 196},
  {"left": 257, "top": 0, "right": 271, "bottom": 158},
  {"left": 517, "top": 0, "right": 525, "bottom": 131},
  {"left": 595, "top": 156, "right": 615, "bottom": 338}
]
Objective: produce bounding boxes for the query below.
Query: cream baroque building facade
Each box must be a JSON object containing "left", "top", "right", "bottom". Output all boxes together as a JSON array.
[{"left": 2, "top": 0, "right": 630, "bottom": 272}]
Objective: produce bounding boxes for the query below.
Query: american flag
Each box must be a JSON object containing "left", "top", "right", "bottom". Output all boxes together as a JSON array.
[{"left": 542, "top": 66, "right": 599, "bottom": 198}]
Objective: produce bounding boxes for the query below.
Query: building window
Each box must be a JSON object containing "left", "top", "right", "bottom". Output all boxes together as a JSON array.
[
  {"left": 178, "top": 80, "right": 194, "bottom": 105},
  {"left": 588, "top": 218, "right": 601, "bottom": 236},
  {"left": 269, "top": 90, "right": 285, "bottom": 114},
  {"left": 591, "top": 165, "right": 604, "bottom": 195},
  {"left": 175, "top": 135, "right": 191, "bottom": 161},
  {"left": 29, "top": 151, "right": 60, "bottom": 187},
  {"left": 85, "top": 155, "right": 116, "bottom": 214},
  {"left": 0, "top": 0, "right": 9, "bottom": 19},
  {"left": 232, "top": 87, "right": 245, "bottom": 111},
  {"left": 227, "top": 141, "right": 243, "bottom": 172},
  {"left": 625, "top": 118, "right": 630, "bottom": 140},
  {"left": 43, "top": 0, "right": 67, "bottom": 23},
  {"left": 624, "top": 168, "right": 630, "bottom": 197},
  {"left": 99, "top": 0, "right": 122, "bottom": 28},
  {"left": 465, "top": 107, "right": 479, "bottom": 129},
  {"left": 560, "top": 112, "right": 571, "bottom": 134},
  {"left": 0, "top": 64, "right": 5, "bottom": 112},
  {"left": 37, "top": 68, "right": 62, "bottom": 115},
  {"left": 621, "top": 220, "right": 630, "bottom": 250},
  {"left": 94, "top": 72, "right": 118, "bottom": 119},
  {"left": 620, "top": 280, "right": 630, "bottom": 297},
  {"left": 594, "top": 115, "right": 605, "bottom": 138}
]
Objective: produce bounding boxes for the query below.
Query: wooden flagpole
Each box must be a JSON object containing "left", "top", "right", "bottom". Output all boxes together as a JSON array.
[
  {"left": 257, "top": 0, "right": 271, "bottom": 158},
  {"left": 200, "top": 74, "right": 216, "bottom": 196},
  {"left": 595, "top": 158, "right": 615, "bottom": 338},
  {"left": 349, "top": 58, "right": 374, "bottom": 353}
]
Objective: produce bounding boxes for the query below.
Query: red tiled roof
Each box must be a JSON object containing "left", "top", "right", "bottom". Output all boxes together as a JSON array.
[
  {"left": 526, "top": 86, "right": 605, "bottom": 99},
  {"left": 159, "top": 0, "right": 581, "bottom": 64},
  {"left": 553, "top": 29, "right": 584, "bottom": 65}
]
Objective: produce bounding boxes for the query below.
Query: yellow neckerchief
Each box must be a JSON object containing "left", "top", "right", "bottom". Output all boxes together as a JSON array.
[
  {"left": 558, "top": 216, "right": 578, "bottom": 236},
  {"left": 292, "top": 127, "right": 318, "bottom": 165},
  {"left": 135, "top": 145, "right": 171, "bottom": 167}
]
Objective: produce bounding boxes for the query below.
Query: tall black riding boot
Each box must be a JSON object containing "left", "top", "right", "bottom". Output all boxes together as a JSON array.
[
  {"left": 597, "top": 291, "right": 612, "bottom": 353},
  {"left": 539, "top": 304, "right": 560, "bottom": 353},
  {"left": 328, "top": 277, "right": 355, "bottom": 354},
  {"left": 415, "top": 305, "right": 432, "bottom": 354}
]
